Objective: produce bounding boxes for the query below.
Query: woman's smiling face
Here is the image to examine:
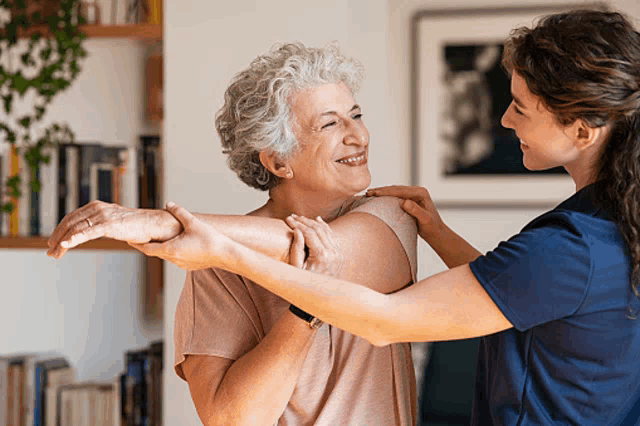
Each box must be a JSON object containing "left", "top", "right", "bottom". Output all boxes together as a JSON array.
[
  {"left": 501, "top": 72, "right": 580, "bottom": 171},
  {"left": 287, "top": 82, "right": 371, "bottom": 198}
]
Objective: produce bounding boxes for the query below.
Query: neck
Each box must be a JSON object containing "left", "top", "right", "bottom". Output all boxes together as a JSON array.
[
  {"left": 565, "top": 145, "right": 604, "bottom": 193},
  {"left": 261, "top": 183, "right": 352, "bottom": 221}
]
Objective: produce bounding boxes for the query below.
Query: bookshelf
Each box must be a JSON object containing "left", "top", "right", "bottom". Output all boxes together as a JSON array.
[
  {"left": 0, "top": 236, "right": 135, "bottom": 250},
  {"left": 12, "top": 23, "right": 163, "bottom": 40}
]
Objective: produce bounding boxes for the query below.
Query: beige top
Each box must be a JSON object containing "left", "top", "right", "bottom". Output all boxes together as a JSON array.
[{"left": 174, "top": 196, "right": 418, "bottom": 426}]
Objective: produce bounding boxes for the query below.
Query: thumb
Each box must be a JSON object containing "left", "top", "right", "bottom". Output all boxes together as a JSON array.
[
  {"left": 166, "top": 202, "right": 194, "bottom": 227},
  {"left": 402, "top": 199, "right": 430, "bottom": 225},
  {"left": 129, "top": 241, "right": 162, "bottom": 257}
]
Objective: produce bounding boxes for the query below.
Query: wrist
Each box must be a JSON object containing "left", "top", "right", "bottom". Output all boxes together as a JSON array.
[
  {"left": 289, "top": 304, "right": 323, "bottom": 329},
  {"left": 152, "top": 209, "right": 183, "bottom": 241},
  {"left": 421, "top": 219, "right": 448, "bottom": 243}
]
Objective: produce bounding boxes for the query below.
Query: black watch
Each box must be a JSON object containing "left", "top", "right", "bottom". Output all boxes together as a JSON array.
[{"left": 289, "top": 304, "right": 323, "bottom": 329}]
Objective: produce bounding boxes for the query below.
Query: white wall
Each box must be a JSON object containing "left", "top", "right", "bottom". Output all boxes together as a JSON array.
[
  {"left": 0, "top": 40, "right": 163, "bottom": 381},
  {"left": 163, "top": 0, "right": 639, "bottom": 424}
]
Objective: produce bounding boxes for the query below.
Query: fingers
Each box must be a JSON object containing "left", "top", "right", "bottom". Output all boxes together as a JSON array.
[
  {"left": 47, "top": 215, "right": 103, "bottom": 258},
  {"left": 366, "top": 185, "right": 431, "bottom": 205},
  {"left": 401, "top": 199, "right": 431, "bottom": 225},
  {"left": 47, "top": 201, "right": 99, "bottom": 250},
  {"left": 285, "top": 214, "right": 339, "bottom": 255},
  {"left": 289, "top": 229, "right": 306, "bottom": 268},
  {"left": 165, "top": 202, "right": 194, "bottom": 227}
]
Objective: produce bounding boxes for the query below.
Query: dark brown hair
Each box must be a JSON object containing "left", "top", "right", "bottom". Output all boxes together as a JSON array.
[{"left": 502, "top": 10, "right": 640, "bottom": 300}]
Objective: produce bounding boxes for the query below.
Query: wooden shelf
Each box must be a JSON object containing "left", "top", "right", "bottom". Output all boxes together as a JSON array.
[
  {"left": 15, "top": 23, "right": 162, "bottom": 40},
  {"left": 0, "top": 236, "right": 136, "bottom": 250}
]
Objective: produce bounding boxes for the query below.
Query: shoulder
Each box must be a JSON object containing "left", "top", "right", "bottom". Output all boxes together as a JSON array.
[{"left": 345, "top": 195, "right": 414, "bottom": 229}]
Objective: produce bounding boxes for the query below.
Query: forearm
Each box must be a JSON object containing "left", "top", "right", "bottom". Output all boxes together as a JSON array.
[
  {"left": 221, "top": 240, "right": 391, "bottom": 346},
  {"left": 195, "top": 214, "right": 292, "bottom": 263},
  {"left": 423, "top": 224, "right": 482, "bottom": 268},
  {"left": 206, "top": 312, "right": 316, "bottom": 425}
]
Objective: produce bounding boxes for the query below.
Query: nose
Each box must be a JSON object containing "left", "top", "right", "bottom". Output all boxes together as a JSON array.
[
  {"left": 344, "top": 119, "right": 369, "bottom": 147},
  {"left": 501, "top": 104, "right": 514, "bottom": 130}
]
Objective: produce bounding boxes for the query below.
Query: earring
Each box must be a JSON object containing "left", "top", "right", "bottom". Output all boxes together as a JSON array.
[{"left": 286, "top": 171, "right": 293, "bottom": 178}]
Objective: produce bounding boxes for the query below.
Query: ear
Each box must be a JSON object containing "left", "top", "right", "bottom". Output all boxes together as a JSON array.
[
  {"left": 258, "top": 150, "right": 292, "bottom": 178},
  {"left": 569, "top": 119, "right": 607, "bottom": 151}
]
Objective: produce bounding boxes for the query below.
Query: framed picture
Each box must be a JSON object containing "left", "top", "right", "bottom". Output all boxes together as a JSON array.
[{"left": 411, "top": 4, "right": 606, "bottom": 207}]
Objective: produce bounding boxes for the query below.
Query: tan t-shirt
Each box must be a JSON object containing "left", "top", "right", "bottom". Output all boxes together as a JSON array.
[{"left": 174, "top": 196, "right": 418, "bottom": 426}]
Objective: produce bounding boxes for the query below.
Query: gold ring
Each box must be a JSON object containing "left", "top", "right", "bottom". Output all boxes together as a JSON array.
[{"left": 85, "top": 218, "right": 93, "bottom": 227}]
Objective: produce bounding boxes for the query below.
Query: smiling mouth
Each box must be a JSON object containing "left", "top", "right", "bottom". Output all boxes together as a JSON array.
[{"left": 336, "top": 152, "right": 367, "bottom": 166}]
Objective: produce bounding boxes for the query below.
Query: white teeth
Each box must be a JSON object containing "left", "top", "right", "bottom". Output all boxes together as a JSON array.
[{"left": 337, "top": 154, "right": 365, "bottom": 164}]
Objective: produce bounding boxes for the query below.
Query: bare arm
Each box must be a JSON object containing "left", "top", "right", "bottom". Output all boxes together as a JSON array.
[
  {"left": 129, "top": 198, "right": 412, "bottom": 294},
  {"left": 46, "top": 200, "right": 411, "bottom": 295},
  {"left": 46, "top": 201, "right": 293, "bottom": 262},
  {"left": 182, "top": 311, "right": 318, "bottom": 426},
  {"left": 226, "top": 238, "right": 512, "bottom": 345},
  {"left": 178, "top": 222, "right": 337, "bottom": 425},
  {"left": 148, "top": 203, "right": 512, "bottom": 346}
]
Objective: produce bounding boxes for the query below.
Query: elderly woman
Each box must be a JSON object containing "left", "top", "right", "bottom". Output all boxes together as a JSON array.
[{"left": 48, "top": 43, "right": 418, "bottom": 425}]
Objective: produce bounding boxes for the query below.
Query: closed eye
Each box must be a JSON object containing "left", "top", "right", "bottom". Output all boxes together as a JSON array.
[
  {"left": 321, "top": 121, "right": 337, "bottom": 129},
  {"left": 513, "top": 103, "right": 524, "bottom": 115},
  {"left": 352, "top": 113, "right": 363, "bottom": 120}
]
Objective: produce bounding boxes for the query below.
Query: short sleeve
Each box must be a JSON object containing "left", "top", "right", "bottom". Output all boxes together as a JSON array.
[
  {"left": 347, "top": 196, "right": 418, "bottom": 281},
  {"left": 173, "top": 268, "right": 262, "bottom": 380},
  {"left": 469, "top": 212, "right": 593, "bottom": 331}
]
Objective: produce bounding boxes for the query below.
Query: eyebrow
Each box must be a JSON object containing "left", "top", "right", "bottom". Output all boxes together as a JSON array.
[{"left": 319, "top": 104, "right": 361, "bottom": 117}]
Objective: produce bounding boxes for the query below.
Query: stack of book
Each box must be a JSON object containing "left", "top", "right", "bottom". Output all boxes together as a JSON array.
[
  {"left": 117, "top": 340, "right": 164, "bottom": 426},
  {"left": 0, "top": 135, "right": 163, "bottom": 238},
  {"left": 0, "top": 340, "right": 163, "bottom": 426},
  {"left": 0, "top": 352, "right": 77, "bottom": 426}
]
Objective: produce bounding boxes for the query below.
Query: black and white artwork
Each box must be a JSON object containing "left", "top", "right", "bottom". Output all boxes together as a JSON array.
[
  {"left": 441, "top": 43, "right": 566, "bottom": 176},
  {"left": 412, "top": 7, "right": 580, "bottom": 206}
]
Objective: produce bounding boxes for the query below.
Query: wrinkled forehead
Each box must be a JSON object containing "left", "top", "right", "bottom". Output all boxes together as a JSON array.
[{"left": 290, "top": 82, "right": 355, "bottom": 122}]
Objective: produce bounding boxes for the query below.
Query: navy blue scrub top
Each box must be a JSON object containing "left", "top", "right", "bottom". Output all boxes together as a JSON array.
[{"left": 469, "top": 182, "right": 640, "bottom": 425}]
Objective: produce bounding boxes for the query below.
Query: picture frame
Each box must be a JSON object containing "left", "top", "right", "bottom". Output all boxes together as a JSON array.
[{"left": 410, "top": 4, "right": 606, "bottom": 207}]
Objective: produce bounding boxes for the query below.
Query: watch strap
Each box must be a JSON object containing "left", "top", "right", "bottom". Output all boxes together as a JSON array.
[{"left": 289, "top": 304, "right": 323, "bottom": 329}]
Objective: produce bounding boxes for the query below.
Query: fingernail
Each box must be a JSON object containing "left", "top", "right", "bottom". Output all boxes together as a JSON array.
[
  {"left": 60, "top": 241, "right": 69, "bottom": 248},
  {"left": 291, "top": 213, "right": 298, "bottom": 218},
  {"left": 317, "top": 216, "right": 323, "bottom": 222},
  {"left": 166, "top": 201, "right": 175, "bottom": 208}
]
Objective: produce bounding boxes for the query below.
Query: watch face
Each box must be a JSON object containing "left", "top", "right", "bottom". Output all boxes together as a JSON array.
[{"left": 309, "top": 318, "right": 324, "bottom": 329}]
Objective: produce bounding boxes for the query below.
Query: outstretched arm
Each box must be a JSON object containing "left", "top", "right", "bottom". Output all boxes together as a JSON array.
[
  {"left": 83, "top": 197, "right": 414, "bottom": 295},
  {"left": 146, "top": 202, "right": 512, "bottom": 345},
  {"left": 46, "top": 201, "right": 293, "bottom": 262},
  {"left": 45, "top": 199, "right": 411, "bottom": 294}
]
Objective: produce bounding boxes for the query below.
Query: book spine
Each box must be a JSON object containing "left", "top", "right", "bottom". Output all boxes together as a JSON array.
[
  {"left": 9, "top": 146, "right": 19, "bottom": 236},
  {"left": 29, "top": 166, "right": 40, "bottom": 236},
  {"left": 18, "top": 151, "right": 30, "bottom": 237},
  {"left": 32, "top": 364, "right": 45, "bottom": 426},
  {"left": 0, "top": 359, "right": 8, "bottom": 426},
  {"left": 57, "top": 144, "right": 67, "bottom": 225},
  {"left": 40, "top": 147, "right": 58, "bottom": 237},
  {"left": 66, "top": 145, "right": 79, "bottom": 216},
  {"left": 23, "top": 358, "right": 36, "bottom": 426},
  {"left": 125, "top": 352, "right": 148, "bottom": 426}
]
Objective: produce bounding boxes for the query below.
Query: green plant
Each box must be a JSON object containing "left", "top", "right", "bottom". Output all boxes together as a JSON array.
[{"left": 0, "top": 0, "right": 87, "bottom": 215}]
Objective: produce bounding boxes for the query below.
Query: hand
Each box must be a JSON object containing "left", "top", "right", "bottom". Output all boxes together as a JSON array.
[
  {"left": 285, "top": 214, "right": 343, "bottom": 277},
  {"left": 47, "top": 200, "right": 183, "bottom": 259},
  {"left": 130, "top": 202, "right": 232, "bottom": 271},
  {"left": 366, "top": 185, "right": 445, "bottom": 242}
]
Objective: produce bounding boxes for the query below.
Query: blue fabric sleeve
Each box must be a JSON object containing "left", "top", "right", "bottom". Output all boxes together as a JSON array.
[{"left": 469, "top": 212, "right": 593, "bottom": 331}]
